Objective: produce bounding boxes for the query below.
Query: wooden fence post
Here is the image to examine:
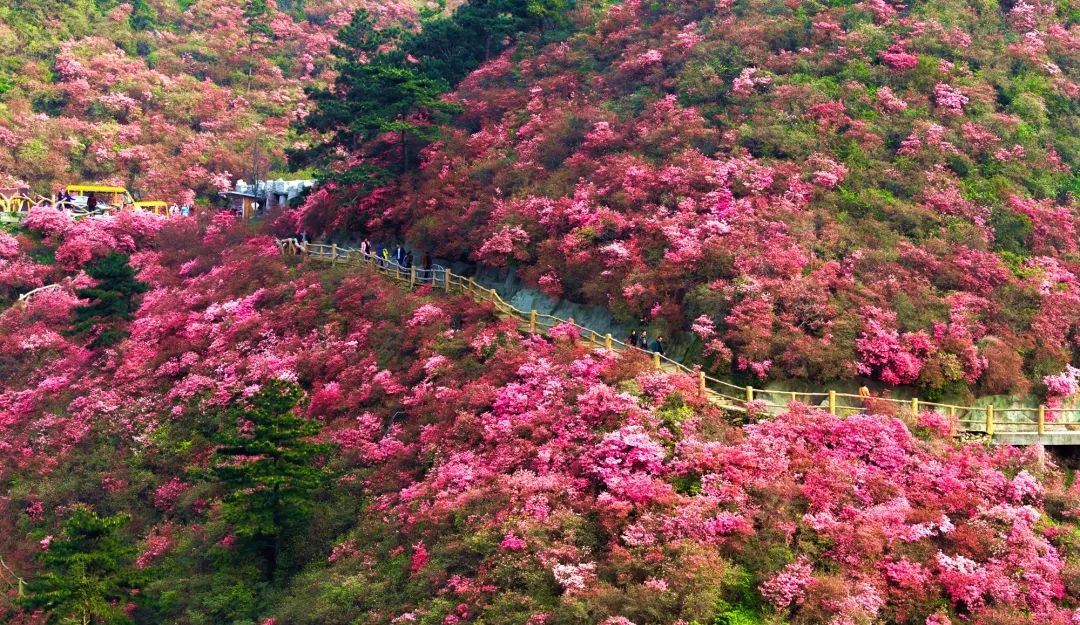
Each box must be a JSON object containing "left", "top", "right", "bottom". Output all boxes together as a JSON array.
[
  {"left": 911, "top": 397, "right": 919, "bottom": 414},
  {"left": 444, "top": 270, "right": 451, "bottom": 292},
  {"left": 653, "top": 352, "right": 661, "bottom": 369},
  {"left": 828, "top": 390, "right": 836, "bottom": 415},
  {"left": 530, "top": 310, "right": 537, "bottom": 333},
  {"left": 410, "top": 266, "right": 416, "bottom": 288},
  {"left": 1038, "top": 405, "right": 1046, "bottom": 436},
  {"left": 698, "top": 371, "right": 707, "bottom": 396},
  {"left": 745, "top": 386, "right": 754, "bottom": 402},
  {"left": 331, "top": 243, "right": 338, "bottom": 266},
  {"left": 985, "top": 405, "right": 994, "bottom": 438},
  {"left": 605, "top": 333, "right": 612, "bottom": 349}
]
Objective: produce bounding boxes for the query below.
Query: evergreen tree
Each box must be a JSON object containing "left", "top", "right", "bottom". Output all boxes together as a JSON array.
[
  {"left": 295, "top": 9, "right": 459, "bottom": 177},
  {"left": 209, "top": 380, "right": 332, "bottom": 579},
  {"left": 129, "top": 0, "right": 155, "bottom": 31},
  {"left": 293, "top": 1, "right": 574, "bottom": 179},
  {"left": 20, "top": 508, "right": 140, "bottom": 625},
  {"left": 70, "top": 252, "right": 150, "bottom": 348}
]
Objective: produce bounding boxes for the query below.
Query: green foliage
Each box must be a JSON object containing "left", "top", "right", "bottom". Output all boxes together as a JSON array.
[
  {"left": 129, "top": 0, "right": 155, "bottom": 31},
  {"left": 70, "top": 252, "right": 150, "bottom": 348},
  {"left": 20, "top": 507, "right": 141, "bottom": 625},
  {"left": 296, "top": 0, "right": 575, "bottom": 178},
  {"left": 208, "top": 379, "right": 333, "bottom": 578},
  {"left": 295, "top": 9, "right": 459, "bottom": 174},
  {"left": 243, "top": 0, "right": 274, "bottom": 39}
]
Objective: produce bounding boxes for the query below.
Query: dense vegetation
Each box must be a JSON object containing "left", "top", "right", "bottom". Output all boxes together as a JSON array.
[
  {"left": 4, "top": 210, "right": 1080, "bottom": 625},
  {"left": 9, "top": 0, "right": 1080, "bottom": 623},
  {"left": 289, "top": 0, "right": 1080, "bottom": 402},
  {"left": 0, "top": 0, "right": 420, "bottom": 199}
]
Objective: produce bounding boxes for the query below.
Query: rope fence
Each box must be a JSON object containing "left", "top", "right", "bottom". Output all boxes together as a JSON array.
[{"left": 277, "top": 238, "right": 1080, "bottom": 443}]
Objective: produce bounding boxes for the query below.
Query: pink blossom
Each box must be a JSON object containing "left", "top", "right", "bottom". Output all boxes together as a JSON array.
[
  {"left": 410, "top": 541, "right": 429, "bottom": 575},
  {"left": 732, "top": 67, "right": 771, "bottom": 96},
  {"left": 0, "top": 232, "right": 18, "bottom": 258},
  {"left": 882, "top": 44, "right": 919, "bottom": 70},
  {"left": 153, "top": 478, "right": 188, "bottom": 511},
  {"left": 760, "top": 557, "right": 815, "bottom": 609},
  {"left": 499, "top": 532, "right": 527, "bottom": 550},
  {"left": 934, "top": 83, "right": 969, "bottom": 115},
  {"left": 552, "top": 561, "right": 596, "bottom": 594},
  {"left": 408, "top": 303, "right": 449, "bottom": 328},
  {"left": 691, "top": 315, "right": 716, "bottom": 340}
]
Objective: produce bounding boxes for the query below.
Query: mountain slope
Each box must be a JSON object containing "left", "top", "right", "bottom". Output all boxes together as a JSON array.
[
  {"left": 2, "top": 212, "right": 1080, "bottom": 624},
  {"left": 0, "top": 0, "right": 419, "bottom": 199},
  {"left": 293, "top": 0, "right": 1080, "bottom": 401}
]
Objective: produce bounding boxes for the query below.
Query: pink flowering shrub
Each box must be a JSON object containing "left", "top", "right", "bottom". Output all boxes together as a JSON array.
[
  {"left": 4, "top": 218, "right": 1080, "bottom": 625},
  {"left": 760, "top": 557, "right": 815, "bottom": 609},
  {"left": 23, "top": 206, "right": 72, "bottom": 238},
  {"left": 934, "top": 83, "right": 969, "bottom": 115},
  {"left": 0, "top": 232, "right": 19, "bottom": 258}
]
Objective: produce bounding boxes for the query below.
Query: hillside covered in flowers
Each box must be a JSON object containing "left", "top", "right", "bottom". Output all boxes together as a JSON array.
[
  {"left": 2, "top": 209, "right": 1080, "bottom": 625},
  {"left": 9, "top": 0, "right": 1080, "bottom": 623},
  {"left": 289, "top": 0, "right": 1080, "bottom": 401},
  {"left": 0, "top": 0, "right": 418, "bottom": 200}
]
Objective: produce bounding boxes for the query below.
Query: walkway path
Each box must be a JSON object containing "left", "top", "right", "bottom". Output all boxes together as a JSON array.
[{"left": 276, "top": 238, "right": 1080, "bottom": 446}]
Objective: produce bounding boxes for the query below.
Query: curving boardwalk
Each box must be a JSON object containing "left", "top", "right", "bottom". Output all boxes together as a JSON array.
[{"left": 275, "top": 238, "right": 1080, "bottom": 446}]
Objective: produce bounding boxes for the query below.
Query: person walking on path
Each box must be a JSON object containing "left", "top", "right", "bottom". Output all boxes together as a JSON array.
[
  {"left": 381, "top": 245, "right": 391, "bottom": 267},
  {"left": 86, "top": 192, "right": 97, "bottom": 212},
  {"left": 628, "top": 330, "right": 639, "bottom": 349},
  {"left": 360, "top": 238, "right": 372, "bottom": 257},
  {"left": 858, "top": 384, "right": 871, "bottom": 412},
  {"left": 649, "top": 335, "right": 666, "bottom": 356},
  {"left": 421, "top": 252, "right": 432, "bottom": 282},
  {"left": 394, "top": 244, "right": 405, "bottom": 266}
]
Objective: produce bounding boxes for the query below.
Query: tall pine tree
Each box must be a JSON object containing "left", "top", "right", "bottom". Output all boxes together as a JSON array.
[
  {"left": 296, "top": 9, "right": 459, "bottom": 177},
  {"left": 70, "top": 252, "right": 149, "bottom": 348},
  {"left": 20, "top": 508, "right": 140, "bottom": 625},
  {"left": 209, "top": 380, "right": 333, "bottom": 579}
]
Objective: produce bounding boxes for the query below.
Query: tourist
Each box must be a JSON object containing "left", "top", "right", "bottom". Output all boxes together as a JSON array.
[
  {"left": 404, "top": 251, "right": 413, "bottom": 269},
  {"left": 381, "top": 245, "right": 390, "bottom": 267},
  {"left": 628, "top": 330, "right": 639, "bottom": 349},
  {"left": 421, "top": 252, "right": 433, "bottom": 283},
  {"left": 360, "top": 238, "right": 372, "bottom": 257},
  {"left": 649, "top": 335, "right": 666, "bottom": 356},
  {"left": 86, "top": 192, "right": 97, "bottom": 212},
  {"left": 858, "top": 384, "right": 871, "bottom": 412},
  {"left": 394, "top": 244, "right": 405, "bottom": 266},
  {"left": 180, "top": 205, "right": 190, "bottom": 217}
]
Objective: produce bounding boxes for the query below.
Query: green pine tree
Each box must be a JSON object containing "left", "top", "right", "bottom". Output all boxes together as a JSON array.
[
  {"left": 70, "top": 252, "right": 149, "bottom": 348},
  {"left": 129, "top": 0, "right": 155, "bottom": 31},
  {"left": 209, "top": 380, "right": 333, "bottom": 579},
  {"left": 20, "top": 507, "right": 140, "bottom": 625},
  {"left": 292, "top": 9, "right": 460, "bottom": 177}
]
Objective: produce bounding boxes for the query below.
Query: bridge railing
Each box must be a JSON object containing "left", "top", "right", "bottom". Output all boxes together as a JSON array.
[{"left": 277, "top": 238, "right": 1069, "bottom": 440}]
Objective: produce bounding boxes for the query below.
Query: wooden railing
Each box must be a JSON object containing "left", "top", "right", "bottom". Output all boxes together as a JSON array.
[
  {"left": 291, "top": 239, "right": 1080, "bottom": 443},
  {"left": 0, "top": 193, "right": 114, "bottom": 220}
]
